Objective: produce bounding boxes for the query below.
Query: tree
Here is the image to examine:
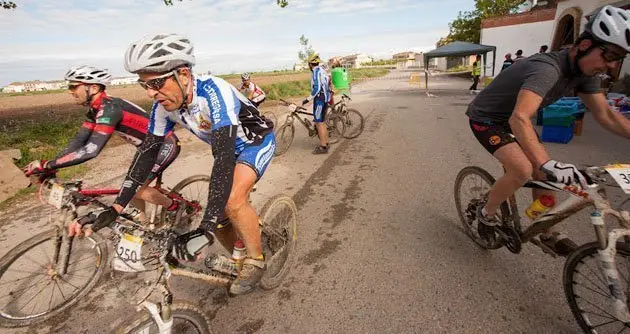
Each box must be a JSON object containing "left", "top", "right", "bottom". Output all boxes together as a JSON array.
[
  {"left": 1, "top": 1, "right": 16, "bottom": 9},
  {"left": 438, "top": 0, "right": 525, "bottom": 45},
  {"left": 297, "top": 35, "right": 316, "bottom": 65}
]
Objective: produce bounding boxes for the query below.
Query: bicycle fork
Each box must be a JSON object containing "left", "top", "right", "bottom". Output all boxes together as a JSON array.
[{"left": 593, "top": 211, "right": 630, "bottom": 322}]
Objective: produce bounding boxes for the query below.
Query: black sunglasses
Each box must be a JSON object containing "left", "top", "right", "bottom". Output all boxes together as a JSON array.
[
  {"left": 599, "top": 45, "right": 626, "bottom": 63},
  {"left": 137, "top": 72, "right": 174, "bottom": 90},
  {"left": 68, "top": 83, "right": 84, "bottom": 90}
]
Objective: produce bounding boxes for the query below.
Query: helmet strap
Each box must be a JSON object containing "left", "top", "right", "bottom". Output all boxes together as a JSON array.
[
  {"left": 173, "top": 69, "right": 192, "bottom": 111},
  {"left": 84, "top": 85, "right": 95, "bottom": 107}
]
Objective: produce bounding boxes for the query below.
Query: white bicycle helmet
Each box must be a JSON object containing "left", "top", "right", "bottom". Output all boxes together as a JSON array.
[
  {"left": 587, "top": 5, "right": 630, "bottom": 52},
  {"left": 124, "top": 33, "right": 196, "bottom": 73},
  {"left": 64, "top": 66, "right": 111, "bottom": 85},
  {"left": 241, "top": 72, "right": 251, "bottom": 80}
]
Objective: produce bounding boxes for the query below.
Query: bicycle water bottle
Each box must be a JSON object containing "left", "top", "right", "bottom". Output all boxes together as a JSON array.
[
  {"left": 525, "top": 195, "right": 556, "bottom": 220},
  {"left": 304, "top": 119, "right": 313, "bottom": 129},
  {"left": 232, "top": 239, "right": 247, "bottom": 270}
]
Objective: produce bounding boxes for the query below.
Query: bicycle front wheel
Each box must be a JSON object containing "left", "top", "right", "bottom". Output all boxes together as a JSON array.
[
  {"left": 273, "top": 122, "right": 295, "bottom": 157},
  {"left": 454, "top": 166, "right": 509, "bottom": 250},
  {"left": 564, "top": 242, "right": 630, "bottom": 333},
  {"left": 119, "top": 302, "right": 212, "bottom": 334},
  {"left": 325, "top": 115, "right": 345, "bottom": 145},
  {"left": 0, "top": 229, "right": 107, "bottom": 328},
  {"left": 341, "top": 108, "right": 364, "bottom": 139}
]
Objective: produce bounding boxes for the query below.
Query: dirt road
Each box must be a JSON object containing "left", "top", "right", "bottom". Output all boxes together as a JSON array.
[{"left": 2, "top": 71, "right": 630, "bottom": 333}]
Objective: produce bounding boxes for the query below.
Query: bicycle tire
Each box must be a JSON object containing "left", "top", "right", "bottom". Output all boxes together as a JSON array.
[
  {"left": 341, "top": 108, "right": 364, "bottom": 139},
  {"left": 326, "top": 115, "right": 345, "bottom": 145},
  {"left": 159, "top": 175, "right": 211, "bottom": 228},
  {"left": 273, "top": 122, "right": 295, "bottom": 156},
  {"left": 0, "top": 229, "right": 107, "bottom": 328},
  {"left": 118, "top": 302, "right": 212, "bottom": 334},
  {"left": 453, "top": 166, "right": 510, "bottom": 250},
  {"left": 259, "top": 194, "right": 298, "bottom": 290},
  {"left": 564, "top": 241, "right": 630, "bottom": 333}
]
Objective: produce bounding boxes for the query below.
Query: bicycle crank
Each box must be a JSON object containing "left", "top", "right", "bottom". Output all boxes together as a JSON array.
[{"left": 496, "top": 225, "right": 522, "bottom": 254}]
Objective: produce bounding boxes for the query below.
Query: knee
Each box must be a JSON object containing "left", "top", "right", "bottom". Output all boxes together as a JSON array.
[{"left": 506, "top": 164, "right": 533, "bottom": 185}]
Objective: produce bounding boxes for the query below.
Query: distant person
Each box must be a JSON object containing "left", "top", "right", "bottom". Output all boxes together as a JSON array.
[
  {"left": 501, "top": 53, "right": 514, "bottom": 72},
  {"left": 238, "top": 72, "right": 266, "bottom": 107},
  {"left": 539, "top": 45, "right": 549, "bottom": 53},
  {"left": 23, "top": 65, "right": 181, "bottom": 223},
  {"left": 514, "top": 49, "right": 525, "bottom": 61},
  {"left": 302, "top": 54, "right": 332, "bottom": 154},
  {"left": 470, "top": 54, "right": 481, "bottom": 91}
]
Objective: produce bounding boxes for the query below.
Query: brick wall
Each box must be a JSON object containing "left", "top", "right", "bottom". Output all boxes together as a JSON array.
[{"left": 481, "top": 8, "right": 557, "bottom": 29}]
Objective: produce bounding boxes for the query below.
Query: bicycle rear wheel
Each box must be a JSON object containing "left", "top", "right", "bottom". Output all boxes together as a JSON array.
[
  {"left": 273, "top": 122, "right": 295, "bottom": 157},
  {"left": 119, "top": 302, "right": 212, "bottom": 334},
  {"left": 0, "top": 229, "right": 107, "bottom": 328},
  {"left": 564, "top": 242, "right": 630, "bottom": 333},
  {"left": 159, "top": 175, "right": 210, "bottom": 230},
  {"left": 259, "top": 194, "right": 298, "bottom": 290},
  {"left": 454, "top": 166, "right": 510, "bottom": 250},
  {"left": 341, "top": 108, "right": 364, "bottom": 139}
]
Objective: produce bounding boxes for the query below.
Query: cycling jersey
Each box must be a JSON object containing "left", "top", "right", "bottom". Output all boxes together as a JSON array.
[
  {"left": 115, "top": 75, "right": 275, "bottom": 231},
  {"left": 310, "top": 65, "right": 331, "bottom": 103},
  {"left": 466, "top": 49, "right": 602, "bottom": 124},
  {"left": 149, "top": 75, "right": 273, "bottom": 154},
  {"left": 239, "top": 81, "right": 266, "bottom": 103},
  {"left": 48, "top": 93, "right": 178, "bottom": 170}
]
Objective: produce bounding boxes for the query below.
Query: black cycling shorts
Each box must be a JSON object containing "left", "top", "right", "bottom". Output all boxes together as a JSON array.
[
  {"left": 469, "top": 120, "right": 518, "bottom": 155},
  {"left": 469, "top": 119, "right": 541, "bottom": 155}
]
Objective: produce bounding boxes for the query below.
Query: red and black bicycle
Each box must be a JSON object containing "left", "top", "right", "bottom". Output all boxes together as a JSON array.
[{"left": 0, "top": 172, "right": 209, "bottom": 328}]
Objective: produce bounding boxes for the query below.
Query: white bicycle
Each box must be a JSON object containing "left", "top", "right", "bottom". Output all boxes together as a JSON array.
[{"left": 455, "top": 164, "right": 630, "bottom": 333}]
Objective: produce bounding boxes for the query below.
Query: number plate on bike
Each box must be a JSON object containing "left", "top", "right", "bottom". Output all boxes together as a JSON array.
[
  {"left": 113, "top": 233, "right": 146, "bottom": 272},
  {"left": 605, "top": 164, "right": 630, "bottom": 194},
  {"left": 48, "top": 184, "right": 65, "bottom": 209}
]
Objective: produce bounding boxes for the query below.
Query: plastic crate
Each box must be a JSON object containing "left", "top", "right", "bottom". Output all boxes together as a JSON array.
[
  {"left": 544, "top": 103, "right": 579, "bottom": 116},
  {"left": 541, "top": 123, "right": 575, "bottom": 144},
  {"left": 543, "top": 115, "right": 575, "bottom": 126}
]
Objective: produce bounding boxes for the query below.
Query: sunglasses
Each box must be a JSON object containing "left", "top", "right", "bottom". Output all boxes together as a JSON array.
[
  {"left": 68, "top": 83, "right": 84, "bottom": 91},
  {"left": 599, "top": 46, "right": 626, "bottom": 63},
  {"left": 137, "top": 72, "right": 174, "bottom": 90}
]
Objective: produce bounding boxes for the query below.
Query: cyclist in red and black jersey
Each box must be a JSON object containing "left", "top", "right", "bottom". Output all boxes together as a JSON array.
[{"left": 24, "top": 66, "right": 183, "bottom": 221}]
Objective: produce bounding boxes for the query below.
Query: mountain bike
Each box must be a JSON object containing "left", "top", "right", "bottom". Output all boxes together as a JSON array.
[
  {"left": 0, "top": 172, "right": 205, "bottom": 328},
  {"left": 330, "top": 93, "right": 364, "bottom": 139},
  {"left": 273, "top": 99, "right": 345, "bottom": 156},
  {"left": 454, "top": 164, "right": 630, "bottom": 333}
]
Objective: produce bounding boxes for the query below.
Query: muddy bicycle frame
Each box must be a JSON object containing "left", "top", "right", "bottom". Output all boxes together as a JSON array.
[
  {"left": 503, "top": 166, "right": 630, "bottom": 321},
  {"left": 278, "top": 99, "right": 321, "bottom": 133}
]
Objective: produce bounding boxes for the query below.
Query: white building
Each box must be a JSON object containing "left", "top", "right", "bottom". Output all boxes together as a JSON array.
[
  {"left": 3, "top": 83, "right": 25, "bottom": 93},
  {"left": 481, "top": 0, "right": 630, "bottom": 78},
  {"left": 339, "top": 54, "right": 373, "bottom": 68},
  {"left": 110, "top": 77, "right": 137, "bottom": 86}
]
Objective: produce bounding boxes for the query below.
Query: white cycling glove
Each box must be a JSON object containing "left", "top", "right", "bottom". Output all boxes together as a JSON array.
[{"left": 540, "top": 160, "right": 587, "bottom": 186}]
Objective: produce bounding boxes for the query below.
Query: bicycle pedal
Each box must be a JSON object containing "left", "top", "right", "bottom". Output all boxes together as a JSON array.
[{"left": 531, "top": 237, "right": 558, "bottom": 258}]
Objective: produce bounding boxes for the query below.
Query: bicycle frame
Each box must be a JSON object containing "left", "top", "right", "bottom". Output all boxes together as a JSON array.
[{"left": 504, "top": 169, "right": 630, "bottom": 322}]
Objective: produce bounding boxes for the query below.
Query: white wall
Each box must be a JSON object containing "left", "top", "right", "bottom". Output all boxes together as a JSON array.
[{"left": 481, "top": 19, "right": 554, "bottom": 76}]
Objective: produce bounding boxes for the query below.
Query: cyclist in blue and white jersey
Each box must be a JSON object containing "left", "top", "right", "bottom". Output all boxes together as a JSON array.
[
  {"left": 83, "top": 33, "right": 275, "bottom": 295},
  {"left": 302, "top": 54, "right": 332, "bottom": 154}
]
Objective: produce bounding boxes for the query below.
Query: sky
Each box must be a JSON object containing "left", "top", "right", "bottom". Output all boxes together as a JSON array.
[{"left": 0, "top": 0, "right": 475, "bottom": 86}]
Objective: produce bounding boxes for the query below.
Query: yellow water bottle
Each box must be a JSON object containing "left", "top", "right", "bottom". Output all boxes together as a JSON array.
[{"left": 525, "top": 195, "right": 556, "bottom": 220}]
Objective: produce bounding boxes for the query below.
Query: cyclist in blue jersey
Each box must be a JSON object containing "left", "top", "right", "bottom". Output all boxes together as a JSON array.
[
  {"left": 81, "top": 33, "right": 275, "bottom": 295},
  {"left": 302, "top": 54, "right": 332, "bottom": 154}
]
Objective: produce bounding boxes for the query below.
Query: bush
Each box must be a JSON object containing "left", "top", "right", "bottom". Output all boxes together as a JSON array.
[
  {"left": 261, "top": 80, "right": 311, "bottom": 100},
  {"left": 0, "top": 120, "right": 89, "bottom": 178}
]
